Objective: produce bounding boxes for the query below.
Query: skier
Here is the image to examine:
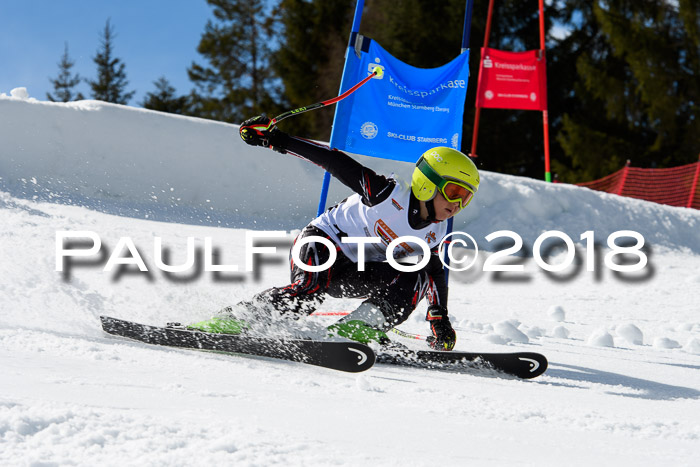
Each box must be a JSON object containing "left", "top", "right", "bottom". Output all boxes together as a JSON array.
[{"left": 189, "top": 116, "right": 480, "bottom": 350}]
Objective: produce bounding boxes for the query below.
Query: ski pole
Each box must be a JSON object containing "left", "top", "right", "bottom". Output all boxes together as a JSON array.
[
  {"left": 391, "top": 327, "right": 445, "bottom": 347},
  {"left": 390, "top": 328, "right": 429, "bottom": 341},
  {"left": 265, "top": 67, "right": 383, "bottom": 130}
]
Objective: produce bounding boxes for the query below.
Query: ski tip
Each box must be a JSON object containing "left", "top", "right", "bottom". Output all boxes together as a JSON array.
[
  {"left": 347, "top": 342, "right": 376, "bottom": 372},
  {"left": 99, "top": 315, "right": 120, "bottom": 326},
  {"left": 321, "top": 342, "right": 376, "bottom": 373},
  {"left": 517, "top": 353, "right": 548, "bottom": 379}
]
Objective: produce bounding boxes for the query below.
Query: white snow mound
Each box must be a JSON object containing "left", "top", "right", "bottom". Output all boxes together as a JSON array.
[
  {"left": 684, "top": 338, "right": 700, "bottom": 355},
  {"left": 11, "top": 87, "right": 29, "bottom": 99},
  {"left": 587, "top": 329, "right": 615, "bottom": 347},
  {"left": 616, "top": 323, "right": 644, "bottom": 345},
  {"left": 548, "top": 305, "right": 566, "bottom": 322},
  {"left": 492, "top": 320, "right": 530, "bottom": 344},
  {"left": 653, "top": 337, "right": 682, "bottom": 349}
]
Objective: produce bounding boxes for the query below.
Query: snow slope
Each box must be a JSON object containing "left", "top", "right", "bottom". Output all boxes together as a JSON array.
[
  {"left": 1, "top": 91, "right": 699, "bottom": 466},
  {"left": 2, "top": 90, "right": 698, "bottom": 252}
]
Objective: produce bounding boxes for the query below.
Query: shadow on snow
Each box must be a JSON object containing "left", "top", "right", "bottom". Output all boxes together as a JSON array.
[{"left": 543, "top": 363, "right": 700, "bottom": 401}]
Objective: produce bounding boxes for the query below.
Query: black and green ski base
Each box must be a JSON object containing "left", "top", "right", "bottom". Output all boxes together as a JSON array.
[
  {"left": 100, "top": 316, "right": 547, "bottom": 378},
  {"left": 376, "top": 348, "right": 548, "bottom": 379},
  {"left": 100, "top": 316, "right": 375, "bottom": 373}
]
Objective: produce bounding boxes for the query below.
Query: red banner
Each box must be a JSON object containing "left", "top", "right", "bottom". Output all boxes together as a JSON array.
[{"left": 475, "top": 47, "right": 548, "bottom": 111}]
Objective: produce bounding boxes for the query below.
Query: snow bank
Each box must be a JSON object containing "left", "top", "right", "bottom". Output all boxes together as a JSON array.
[
  {"left": 0, "top": 95, "right": 352, "bottom": 229},
  {"left": 2, "top": 96, "right": 699, "bottom": 252}
]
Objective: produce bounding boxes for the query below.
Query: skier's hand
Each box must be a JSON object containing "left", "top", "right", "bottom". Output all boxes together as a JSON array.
[
  {"left": 239, "top": 116, "right": 283, "bottom": 151},
  {"left": 426, "top": 305, "right": 456, "bottom": 351}
]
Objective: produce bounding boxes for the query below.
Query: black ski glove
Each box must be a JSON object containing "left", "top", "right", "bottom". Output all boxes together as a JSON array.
[
  {"left": 426, "top": 305, "right": 456, "bottom": 351},
  {"left": 239, "top": 116, "right": 285, "bottom": 152}
]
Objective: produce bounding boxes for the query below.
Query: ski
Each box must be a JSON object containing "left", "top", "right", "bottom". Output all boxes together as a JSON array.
[
  {"left": 99, "top": 316, "right": 375, "bottom": 373},
  {"left": 376, "top": 348, "right": 548, "bottom": 379}
]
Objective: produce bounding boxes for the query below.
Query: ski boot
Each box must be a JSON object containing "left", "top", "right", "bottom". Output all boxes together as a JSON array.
[
  {"left": 327, "top": 320, "right": 390, "bottom": 345},
  {"left": 327, "top": 301, "right": 397, "bottom": 346},
  {"left": 184, "top": 305, "right": 253, "bottom": 335},
  {"left": 186, "top": 316, "right": 250, "bottom": 335}
]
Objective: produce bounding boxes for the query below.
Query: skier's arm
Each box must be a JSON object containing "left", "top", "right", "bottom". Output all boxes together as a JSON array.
[
  {"left": 424, "top": 251, "right": 449, "bottom": 308},
  {"left": 279, "top": 133, "right": 395, "bottom": 204},
  {"left": 424, "top": 250, "right": 456, "bottom": 351},
  {"left": 239, "top": 116, "right": 394, "bottom": 205}
]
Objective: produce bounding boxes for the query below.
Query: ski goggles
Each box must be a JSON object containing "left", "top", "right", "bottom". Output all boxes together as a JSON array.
[{"left": 416, "top": 157, "right": 476, "bottom": 209}]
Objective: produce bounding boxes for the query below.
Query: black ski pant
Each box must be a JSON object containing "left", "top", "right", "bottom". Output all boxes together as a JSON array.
[{"left": 252, "top": 225, "right": 433, "bottom": 327}]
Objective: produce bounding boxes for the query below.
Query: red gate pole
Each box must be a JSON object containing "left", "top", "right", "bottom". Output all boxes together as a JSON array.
[
  {"left": 470, "top": 110, "right": 482, "bottom": 158},
  {"left": 470, "top": 0, "right": 496, "bottom": 158},
  {"left": 539, "top": 0, "right": 552, "bottom": 182},
  {"left": 688, "top": 154, "right": 700, "bottom": 208}
]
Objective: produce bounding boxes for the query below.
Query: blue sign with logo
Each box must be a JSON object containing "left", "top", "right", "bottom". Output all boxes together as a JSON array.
[{"left": 330, "top": 38, "right": 470, "bottom": 163}]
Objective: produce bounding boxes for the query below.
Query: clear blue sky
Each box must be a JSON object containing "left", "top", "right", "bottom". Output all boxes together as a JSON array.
[{"left": 0, "top": 0, "right": 214, "bottom": 105}]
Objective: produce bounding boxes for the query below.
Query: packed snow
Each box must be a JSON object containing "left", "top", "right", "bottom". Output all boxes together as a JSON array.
[{"left": 1, "top": 89, "right": 699, "bottom": 466}]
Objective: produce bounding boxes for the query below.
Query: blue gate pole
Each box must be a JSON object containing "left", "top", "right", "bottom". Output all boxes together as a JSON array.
[
  {"left": 443, "top": 0, "right": 475, "bottom": 283},
  {"left": 316, "top": 0, "right": 366, "bottom": 217},
  {"left": 316, "top": 172, "right": 332, "bottom": 216},
  {"left": 462, "top": 0, "right": 475, "bottom": 52}
]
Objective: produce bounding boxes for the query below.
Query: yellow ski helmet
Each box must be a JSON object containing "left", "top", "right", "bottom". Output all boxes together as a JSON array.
[{"left": 411, "top": 147, "right": 479, "bottom": 209}]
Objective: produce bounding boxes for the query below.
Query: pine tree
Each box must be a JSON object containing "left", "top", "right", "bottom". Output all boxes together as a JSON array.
[
  {"left": 188, "top": 0, "right": 282, "bottom": 123},
  {"left": 271, "top": 0, "right": 353, "bottom": 140},
  {"left": 363, "top": 0, "right": 471, "bottom": 69},
  {"left": 552, "top": 1, "right": 660, "bottom": 181},
  {"left": 47, "top": 43, "right": 84, "bottom": 102},
  {"left": 88, "top": 19, "right": 135, "bottom": 104},
  {"left": 142, "top": 77, "right": 190, "bottom": 114},
  {"left": 553, "top": 0, "right": 700, "bottom": 182}
]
